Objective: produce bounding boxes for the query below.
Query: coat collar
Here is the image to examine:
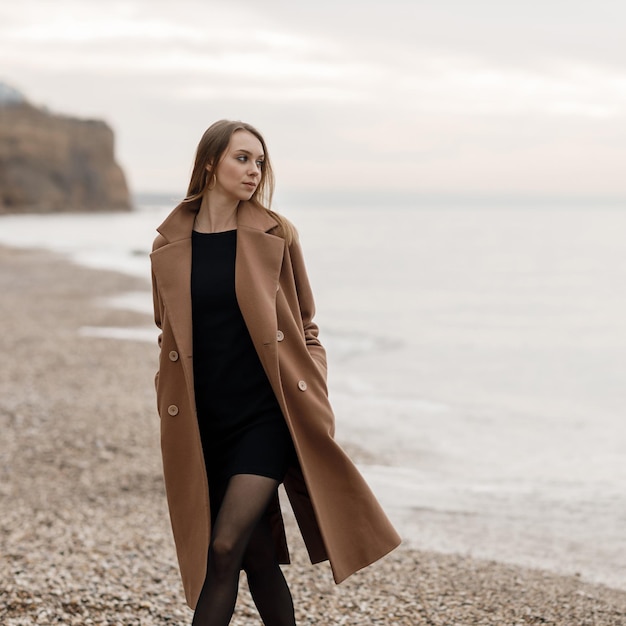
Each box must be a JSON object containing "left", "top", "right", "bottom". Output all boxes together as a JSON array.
[{"left": 156, "top": 198, "right": 279, "bottom": 242}]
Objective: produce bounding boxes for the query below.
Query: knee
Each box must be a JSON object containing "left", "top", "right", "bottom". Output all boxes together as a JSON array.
[{"left": 209, "top": 537, "right": 242, "bottom": 580}]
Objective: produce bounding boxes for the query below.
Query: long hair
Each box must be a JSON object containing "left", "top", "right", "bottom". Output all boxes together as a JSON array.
[{"left": 184, "top": 120, "right": 293, "bottom": 242}]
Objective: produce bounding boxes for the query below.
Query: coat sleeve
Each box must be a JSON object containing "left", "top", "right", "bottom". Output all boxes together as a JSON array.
[
  {"left": 151, "top": 234, "right": 167, "bottom": 342},
  {"left": 151, "top": 235, "right": 167, "bottom": 391},
  {"left": 288, "top": 229, "right": 328, "bottom": 380}
]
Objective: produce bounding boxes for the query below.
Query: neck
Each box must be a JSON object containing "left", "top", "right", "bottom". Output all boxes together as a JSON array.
[{"left": 194, "top": 192, "right": 239, "bottom": 232}]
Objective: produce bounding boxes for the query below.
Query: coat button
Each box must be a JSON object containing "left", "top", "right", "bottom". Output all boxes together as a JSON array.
[
  {"left": 169, "top": 350, "right": 179, "bottom": 362},
  {"left": 297, "top": 380, "right": 307, "bottom": 391},
  {"left": 276, "top": 330, "right": 284, "bottom": 342},
  {"left": 167, "top": 404, "right": 179, "bottom": 416}
]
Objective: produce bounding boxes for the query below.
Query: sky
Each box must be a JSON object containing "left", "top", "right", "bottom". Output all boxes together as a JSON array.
[{"left": 1, "top": 0, "right": 626, "bottom": 203}]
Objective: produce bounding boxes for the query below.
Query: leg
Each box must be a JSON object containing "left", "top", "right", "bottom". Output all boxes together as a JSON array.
[
  {"left": 192, "top": 474, "right": 280, "bottom": 626},
  {"left": 243, "top": 515, "right": 296, "bottom": 626}
]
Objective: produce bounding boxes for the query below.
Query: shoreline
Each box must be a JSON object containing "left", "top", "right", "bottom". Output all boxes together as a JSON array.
[{"left": 1, "top": 244, "right": 625, "bottom": 625}]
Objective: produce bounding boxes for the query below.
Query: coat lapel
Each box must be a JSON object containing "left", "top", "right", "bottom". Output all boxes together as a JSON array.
[
  {"left": 150, "top": 202, "right": 197, "bottom": 401},
  {"left": 235, "top": 202, "right": 285, "bottom": 346}
]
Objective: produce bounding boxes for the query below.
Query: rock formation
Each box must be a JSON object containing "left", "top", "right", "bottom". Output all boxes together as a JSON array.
[{"left": 0, "top": 83, "right": 132, "bottom": 213}]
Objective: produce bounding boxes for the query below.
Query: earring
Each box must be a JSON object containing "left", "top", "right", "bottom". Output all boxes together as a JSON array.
[{"left": 207, "top": 173, "right": 217, "bottom": 190}]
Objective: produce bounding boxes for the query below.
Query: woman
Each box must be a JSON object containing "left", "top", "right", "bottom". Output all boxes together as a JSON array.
[{"left": 150, "top": 120, "right": 401, "bottom": 625}]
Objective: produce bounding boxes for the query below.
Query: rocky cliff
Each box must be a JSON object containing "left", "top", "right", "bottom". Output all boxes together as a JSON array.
[{"left": 0, "top": 86, "right": 131, "bottom": 213}]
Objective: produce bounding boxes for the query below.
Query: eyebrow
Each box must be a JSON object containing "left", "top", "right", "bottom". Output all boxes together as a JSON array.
[{"left": 234, "top": 149, "right": 265, "bottom": 158}]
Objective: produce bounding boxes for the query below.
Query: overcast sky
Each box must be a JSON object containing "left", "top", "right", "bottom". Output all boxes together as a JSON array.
[{"left": 2, "top": 0, "right": 625, "bottom": 202}]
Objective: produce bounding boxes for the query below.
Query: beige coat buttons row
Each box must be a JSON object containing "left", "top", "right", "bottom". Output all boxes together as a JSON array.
[
  {"left": 276, "top": 330, "right": 284, "bottom": 342},
  {"left": 168, "top": 405, "right": 179, "bottom": 416},
  {"left": 298, "top": 380, "right": 307, "bottom": 391},
  {"left": 169, "top": 350, "right": 179, "bottom": 362}
]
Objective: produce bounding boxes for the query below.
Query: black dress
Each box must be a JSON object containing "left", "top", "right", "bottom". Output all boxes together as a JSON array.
[{"left": 191, "top": 229, "right": 295, "bottom": 510}]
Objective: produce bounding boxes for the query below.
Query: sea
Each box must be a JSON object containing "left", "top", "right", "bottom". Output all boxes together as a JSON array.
[{"left": 1, "top": 193, "right": 625, "bottom": 590}]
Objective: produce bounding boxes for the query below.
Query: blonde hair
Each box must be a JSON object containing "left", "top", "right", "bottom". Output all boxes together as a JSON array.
[{"left": 184, "top": 120, "right": 293, "bottom": 242}]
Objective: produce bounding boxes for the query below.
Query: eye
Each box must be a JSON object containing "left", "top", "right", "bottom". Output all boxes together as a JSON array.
[
  {"left": 236, "top": 155, "right": 247, "bottom": 162},
  {"left": 256, "top": 160, "right": 265, "bottom": 168}
]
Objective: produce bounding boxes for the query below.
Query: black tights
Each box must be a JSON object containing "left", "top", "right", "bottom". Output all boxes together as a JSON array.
[{"left": 191, "top": 474, "right": 296, "bottom": 626}]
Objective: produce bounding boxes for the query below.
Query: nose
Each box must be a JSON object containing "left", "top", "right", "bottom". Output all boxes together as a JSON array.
[{"left": 249, "top": 162, "right": 261, "bottom": 177}]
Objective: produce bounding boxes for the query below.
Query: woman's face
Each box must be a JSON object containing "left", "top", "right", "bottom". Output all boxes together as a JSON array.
[{"left": 210, "top": 130, "right": 265, "bottom": 202}]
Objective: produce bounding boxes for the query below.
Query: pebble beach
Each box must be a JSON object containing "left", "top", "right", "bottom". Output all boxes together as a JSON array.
[{"left": 1, "top": 244, "right": 626, "bottom": 626}]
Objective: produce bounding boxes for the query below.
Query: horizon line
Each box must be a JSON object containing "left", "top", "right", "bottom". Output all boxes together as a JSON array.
[{"left": 133, "top": 189, "right": 626, "bottom": 209}]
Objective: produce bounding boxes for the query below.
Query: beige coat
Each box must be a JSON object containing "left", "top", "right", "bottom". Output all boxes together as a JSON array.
[{"left": 150, "top": 199, "right": 401, "bottom": 608}]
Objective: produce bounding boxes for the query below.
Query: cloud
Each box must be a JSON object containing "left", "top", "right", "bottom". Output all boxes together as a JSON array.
[{"left": 1, "top": 0, "right": 626, "bottom": 197}]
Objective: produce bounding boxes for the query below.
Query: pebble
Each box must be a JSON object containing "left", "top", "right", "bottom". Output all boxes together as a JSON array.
[{"left": 1, "top": 246, "right": 626, "bottom": 625}]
